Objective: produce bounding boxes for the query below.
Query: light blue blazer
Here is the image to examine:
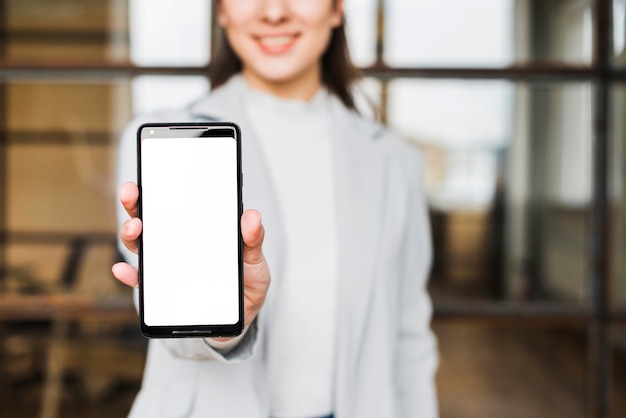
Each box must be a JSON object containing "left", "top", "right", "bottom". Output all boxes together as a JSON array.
[{"left": 116, "top": 76, "right": 439, "bottom": 418}]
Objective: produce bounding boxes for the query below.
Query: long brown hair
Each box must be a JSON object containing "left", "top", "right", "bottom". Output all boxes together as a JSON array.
[{"left": 209, "top": 2, "right": 361, "bottom": 112}]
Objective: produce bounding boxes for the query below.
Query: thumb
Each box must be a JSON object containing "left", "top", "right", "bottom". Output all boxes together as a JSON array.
[{"left": 241, "top": 209, "right": 265, "bottom": 264}]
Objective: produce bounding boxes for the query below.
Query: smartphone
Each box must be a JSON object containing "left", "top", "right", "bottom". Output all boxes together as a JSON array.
[{"left": 137, "top": 122, "right": 243, "bottom": 338}]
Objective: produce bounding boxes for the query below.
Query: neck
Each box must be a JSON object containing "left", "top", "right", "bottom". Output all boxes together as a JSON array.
[{"left": 242, "top": 67, "right": 322, "bottom": 102}]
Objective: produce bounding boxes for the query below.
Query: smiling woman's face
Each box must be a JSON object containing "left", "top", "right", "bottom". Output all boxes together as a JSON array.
[{"left": 217, "top": 0, "right": 343, "bottom": 99}]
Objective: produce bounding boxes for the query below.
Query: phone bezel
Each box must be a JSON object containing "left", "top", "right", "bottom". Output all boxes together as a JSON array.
[{"left": 136, "top": 122, "right": 244, "bottom": 338}]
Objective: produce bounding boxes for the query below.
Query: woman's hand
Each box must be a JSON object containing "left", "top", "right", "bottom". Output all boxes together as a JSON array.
[{"left": 111, "top": 182, "right": 271, "bottom": 329}]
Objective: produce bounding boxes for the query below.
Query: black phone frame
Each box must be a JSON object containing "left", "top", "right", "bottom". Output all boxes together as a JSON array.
[{"left": 136, "top": 122, "right": 244, "bottom": 338}]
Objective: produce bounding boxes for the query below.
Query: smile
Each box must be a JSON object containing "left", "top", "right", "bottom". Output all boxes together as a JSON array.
[{"left": 256, "top": 34, "right": 298, "bottom": 53}]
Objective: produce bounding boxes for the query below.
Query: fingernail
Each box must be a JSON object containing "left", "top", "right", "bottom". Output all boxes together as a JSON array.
[{"left": 112, "top": 262, "right": 122, "bottom": 275}]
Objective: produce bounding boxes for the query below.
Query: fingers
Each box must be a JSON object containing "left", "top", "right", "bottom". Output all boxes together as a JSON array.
[
  {"left": 112, "top": 262, "right": 139, "bottom": 288},
  {"left": 121, "top": 217, "right": 142, "bottom": 254},
  {"left": 120, "top": 182, "right": 139, "bottom": 218},
  {"left": 119, "top": 182, "right": 141, "bottom": 253},
  {"left": 241, "top": 209, "right": 265, "bottom": 265}
]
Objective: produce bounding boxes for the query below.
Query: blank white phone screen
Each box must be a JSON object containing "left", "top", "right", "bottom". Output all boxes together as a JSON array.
[{"left": 140, "top": 134, "right": 239, "bottom": 327}]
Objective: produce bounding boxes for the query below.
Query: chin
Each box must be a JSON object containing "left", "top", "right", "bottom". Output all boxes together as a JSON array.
[{"left": 252, "top": 67, "right": 304, "bottom": 84}]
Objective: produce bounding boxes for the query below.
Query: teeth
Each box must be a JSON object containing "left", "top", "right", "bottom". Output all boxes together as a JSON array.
[{"left": 259, "top": 36, "right": 293, "bottom": 47}]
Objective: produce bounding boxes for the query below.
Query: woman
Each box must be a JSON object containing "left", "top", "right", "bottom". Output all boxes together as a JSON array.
[{"left": 113, "top": 0, "right": 438, "bottom": 417}]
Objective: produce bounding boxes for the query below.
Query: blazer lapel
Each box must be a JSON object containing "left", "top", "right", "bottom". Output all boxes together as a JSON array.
[{"left": 330, "top": 98, "right": 388, "bottom": 400}]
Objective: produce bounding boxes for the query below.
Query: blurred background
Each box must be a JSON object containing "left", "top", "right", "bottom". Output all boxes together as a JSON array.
[{"left": 0, "top": 0, "right": 625, "bottom": 417}]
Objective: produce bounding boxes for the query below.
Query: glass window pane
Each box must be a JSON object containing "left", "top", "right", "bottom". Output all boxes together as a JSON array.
[
  {"left": 435, "top": 323, "right": 586, "bottom": 417},
  {"left": 129, "top": 0, "right": 210, "bottom": 66},
  {"left": 525, "top": 83, "right": 593, "bottom": 304},
  {"left": 6, "top": 0, "right": 130, "bottom": 64},
  {"left": 384, "top": 0, "right": 592, "bottom": 67},
  {"left": 5, "top": 81, "right": 131, "bottom": 234},
  {"left": 385, "top": 0, "right": 514, "bottom": 67},
  {"left": 4, "top": 242, "right": 123, "bottom": 295},
  {"left": 344, "top": 0, "right": 378, "bottom": 67},
  {"left": 4, "top": 243, "right": 68, "bottom": 292},
  {"left": 7, "top": 143, "right": 115, "bottom": 233},
  {"left": 614, "top": 0, "right": 626, "bottom": 60},
  {"left": 387, "top": 81, "right": 593, "bottom": 305},
  {"left": 7, "top": 80, "right": 130, "bottom": 133},
  {"left": 610, "top": 84, "right": 626, "bottom": 309},
  {"left": 131, "top": 75, "right": 209, "bottom": 115},
  {"left": 387, "top": 80, "right": 511, "bottom": 291},
  {"left": 388, "top": 80, "right": 512, "bottom": 149}
]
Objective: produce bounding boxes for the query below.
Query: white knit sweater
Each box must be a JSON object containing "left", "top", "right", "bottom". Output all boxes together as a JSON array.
[{"left": 244, "top": 78, "right": 338, "bottom": 418}]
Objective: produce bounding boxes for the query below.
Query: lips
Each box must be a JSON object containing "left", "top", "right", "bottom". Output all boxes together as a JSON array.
[{"left": 255, "top": 34, "right": 299, "bottom": 53}]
